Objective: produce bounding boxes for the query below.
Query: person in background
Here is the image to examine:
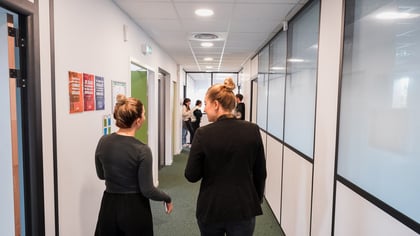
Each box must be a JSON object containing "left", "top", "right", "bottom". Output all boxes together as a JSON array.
[
  {"left": 182, "top": 98, "right": 194, "bottom": 147},
  {"left": 185, "top": 78, "right": 267, "bottom": 236},
  {"left": 235, "top": 93, "right": 245, "bottom": 120},
  {"left": 95, "top": 95, "right": 173, "bottom": 236},
  {"left": 191, "top": 99, "right": 203, "bottom": 133}
]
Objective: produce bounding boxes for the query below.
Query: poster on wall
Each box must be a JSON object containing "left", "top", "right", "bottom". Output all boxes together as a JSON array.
[
  {"left": 68, "top": 71, "right": 84, "bottom": 113},
  {"left": 103, "top": 114, "right": 112, "bottom": 135},
  {"left": 111, "top": 80, "right": 127, "bottom": 112},
  {"left": 83, "top": 73, "right": 95, "bottom": 111},
  {"left": 95, "top": 75, "right": 105, "bottom": 110}
]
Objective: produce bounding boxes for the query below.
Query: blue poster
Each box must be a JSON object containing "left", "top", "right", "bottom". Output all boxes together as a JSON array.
[{"left": 95, "top": 75, "right": 105, "bottom": 110}]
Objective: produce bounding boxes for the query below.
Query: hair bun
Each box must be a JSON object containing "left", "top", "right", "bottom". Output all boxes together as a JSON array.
[
  {"left": 223, "top": 77, "right": 236, "bottom": 91},
  {"left": 116, "top": 94, "right": 127, "bottom": 105}
]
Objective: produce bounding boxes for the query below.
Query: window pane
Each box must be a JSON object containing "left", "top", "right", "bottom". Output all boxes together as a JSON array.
[
  {"left": 257, "top": 46, "right": 269, "bottom": 130},
  {"left": 338, "top": 0, "right": 420, "bottom": 223},
  {"left": 284, "top": 0, "right": 320, "bottom": 158},
  {"left": 213, "top": 73, "right": 238, "bottom": 94},
  {"left": 187, "top": 73, "right": 211, "bottom": 106},
  {"left": 267, "top": 32, "right": 287, "bottom": 139}
]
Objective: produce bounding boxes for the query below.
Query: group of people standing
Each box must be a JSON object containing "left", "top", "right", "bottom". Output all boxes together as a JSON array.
[
  {"left": 182, "top": 91, "right": 245, "bottom": 148},
  {"left": 94, "top": 78, "right": 266, "bottom": 236},
  {"left": 182, "top": 98, "right": 203, "bottom": 147}
]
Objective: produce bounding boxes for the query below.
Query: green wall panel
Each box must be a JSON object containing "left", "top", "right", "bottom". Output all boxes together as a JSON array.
[{"left": 131, "top": 71, "right": 148, "bottom": 144}]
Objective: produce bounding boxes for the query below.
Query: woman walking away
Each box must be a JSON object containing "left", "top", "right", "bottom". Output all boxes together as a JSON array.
[
  {"left": 95, "top": 95, "right": 173, "bottom": 236},
  {"left": 185, "top": 78, "right": 267, "bottom": 236}
]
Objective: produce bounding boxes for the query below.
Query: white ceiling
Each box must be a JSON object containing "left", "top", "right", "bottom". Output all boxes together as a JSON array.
[{"left": 113, "top": 0, "right": 307, "bottom": 72}]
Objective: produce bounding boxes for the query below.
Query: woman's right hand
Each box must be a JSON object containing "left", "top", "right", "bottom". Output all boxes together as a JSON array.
[{"left": 164, "top": 202, "right": 173, "bottom": 214}]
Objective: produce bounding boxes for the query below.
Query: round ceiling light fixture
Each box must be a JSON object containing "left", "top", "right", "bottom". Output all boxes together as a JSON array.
[
  {"left": 201, "top": 42, "right": 214, "bottom": 47},
  {"left": 195, "top": 8, "right": 214, "bottom": 17}
]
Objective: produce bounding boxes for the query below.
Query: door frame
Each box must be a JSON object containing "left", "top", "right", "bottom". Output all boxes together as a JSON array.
[{"left": 0, "top": 1, "right": 45, "bottom": 235}]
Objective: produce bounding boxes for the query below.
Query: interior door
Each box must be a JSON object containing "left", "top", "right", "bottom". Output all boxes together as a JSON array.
[
  {"left": 157, "top": 72, "right": 164, "bottom": 169},
  {"left": 0, "top": 10, "right": 24, "bottom": 236}
]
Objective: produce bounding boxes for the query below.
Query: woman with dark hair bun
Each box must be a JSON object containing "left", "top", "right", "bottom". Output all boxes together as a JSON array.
[
  {"left": 185, "top": 78, "right": 267, "bottom": 236},
  {"left": 95, "top": 95, "right": 173, "bottom": 236}
]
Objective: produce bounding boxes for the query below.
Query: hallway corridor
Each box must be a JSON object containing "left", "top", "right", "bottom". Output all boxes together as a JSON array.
[{"left": 150, "top": 150, "right": 283, "bottom": 236}]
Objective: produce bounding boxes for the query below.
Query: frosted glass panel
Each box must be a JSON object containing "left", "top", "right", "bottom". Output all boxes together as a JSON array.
[
  {"left": 284, "top": 0, "right": 320, "bottom": 158},
  {"left": 267, "top": 33, "right": 287, "bottom": 139},
  {"left": 257, "top": 46, "right": 269, "bottom": 130},
  {"left": 338, "top": 0, "right": 420, "bottom": 223}
]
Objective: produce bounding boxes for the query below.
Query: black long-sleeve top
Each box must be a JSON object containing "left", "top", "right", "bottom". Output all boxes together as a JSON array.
[
  {"left": 95, "top": 133, "right": 171, "bottom": 203},
  {"left": 236, "top": 102, "right": 245, "bottom": 120}
]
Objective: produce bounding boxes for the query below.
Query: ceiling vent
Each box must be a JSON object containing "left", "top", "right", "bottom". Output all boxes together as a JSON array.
[
  {"left": 194, "top": 33, "right": 218, "bottom": 40},
  {"left": 189, "top": 32, "right": 226, "bottom": 41}
]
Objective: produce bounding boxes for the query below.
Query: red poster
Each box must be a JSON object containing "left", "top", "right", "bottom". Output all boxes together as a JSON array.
[
  {"left": 69, "top": 71, "right": 84, "bottom": 113},
  {"left": 83, "top": 73, "right": 95, "bottom": 111}
]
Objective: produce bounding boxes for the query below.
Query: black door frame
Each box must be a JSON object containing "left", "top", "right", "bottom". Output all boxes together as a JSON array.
[{"left": 0, "top": 1, "right": 45, "bottom": 235}]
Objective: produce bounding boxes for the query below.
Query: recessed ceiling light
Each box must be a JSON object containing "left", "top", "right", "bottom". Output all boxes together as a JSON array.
[
  {"left": 203, "top": 57, "right": 213, "bottom": 61},
  {"left": 201, "top": 42, "right": 214, "bottom": 47},
  {"left": 287, "top": 58, "right": 304, "bottom": 63},
  {"left": 206, "top": 66, "right": 213, "bottom": 69},
  {"left": 195, "top": 8, "right": 214, "bottom": 17},
  {"left": 376, "top": 12, "right": 420, "bottom": 20}
]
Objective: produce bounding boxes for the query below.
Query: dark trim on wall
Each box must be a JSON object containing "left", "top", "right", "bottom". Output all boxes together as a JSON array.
[
  {"left": 48, "top": 0, "right": 59, "bottom": 234},
  {"left": 26, "top": 10, "right": 46, "bottom": 236},
  {"left": 337, "top": 176, "right": 420, "bottom": 234},
  {"left": 283, "top": 142, "right": 314, "bottom": 164}
]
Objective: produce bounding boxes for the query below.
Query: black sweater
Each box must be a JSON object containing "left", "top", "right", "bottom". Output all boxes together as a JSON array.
[{"left": 95, "top": 133, "right": 171, "bottom": 203}]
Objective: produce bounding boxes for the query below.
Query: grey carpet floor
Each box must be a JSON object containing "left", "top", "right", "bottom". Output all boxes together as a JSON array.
[{"left": 151, "top": 150, "right": 284, "bottom": 236}]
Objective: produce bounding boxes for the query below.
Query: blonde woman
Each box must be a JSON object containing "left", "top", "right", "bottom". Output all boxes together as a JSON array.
[{"left": 185, "top": 78, "right": 267, "bottom": 236}]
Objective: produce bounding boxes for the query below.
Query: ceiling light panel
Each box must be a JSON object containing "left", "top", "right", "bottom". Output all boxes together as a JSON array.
[
  {"left": 195, "top": 8, "right": 214, "bottom": 17},
  {"left": 174, "top": 3, "right": 234, "bottom": 19}
]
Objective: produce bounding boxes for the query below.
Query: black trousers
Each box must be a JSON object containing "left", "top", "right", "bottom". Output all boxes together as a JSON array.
[
  {"left": 197, "top": 217, "right": 256, "bottom": 236},
  {"left": 95, "top": 192, "right": 153, "bottom": 236},
  {"left": 183, "top": 120, "right": 195, "bottom": 143}
]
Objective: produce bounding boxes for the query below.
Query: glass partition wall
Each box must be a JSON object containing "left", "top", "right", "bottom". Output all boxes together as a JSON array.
[
  {"left": 255, "top": 0, "right": 320, "bottom": 160},
  {"left": 338, "top": 0, "right": 420, "bottom": 230}
]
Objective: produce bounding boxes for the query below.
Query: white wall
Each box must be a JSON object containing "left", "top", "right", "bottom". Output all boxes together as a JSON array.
[
  {"left": 44, "top": 0, "right": 179, "bottom": 235},
  {"left": 281, "top": 147, "right": 312, "bottom": 236},
  {"left": 335, "top": 183, "right": 418, "bottom": 236},
  {"left": 265, "top": 136, "right": 282, "bottom": 222}
]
